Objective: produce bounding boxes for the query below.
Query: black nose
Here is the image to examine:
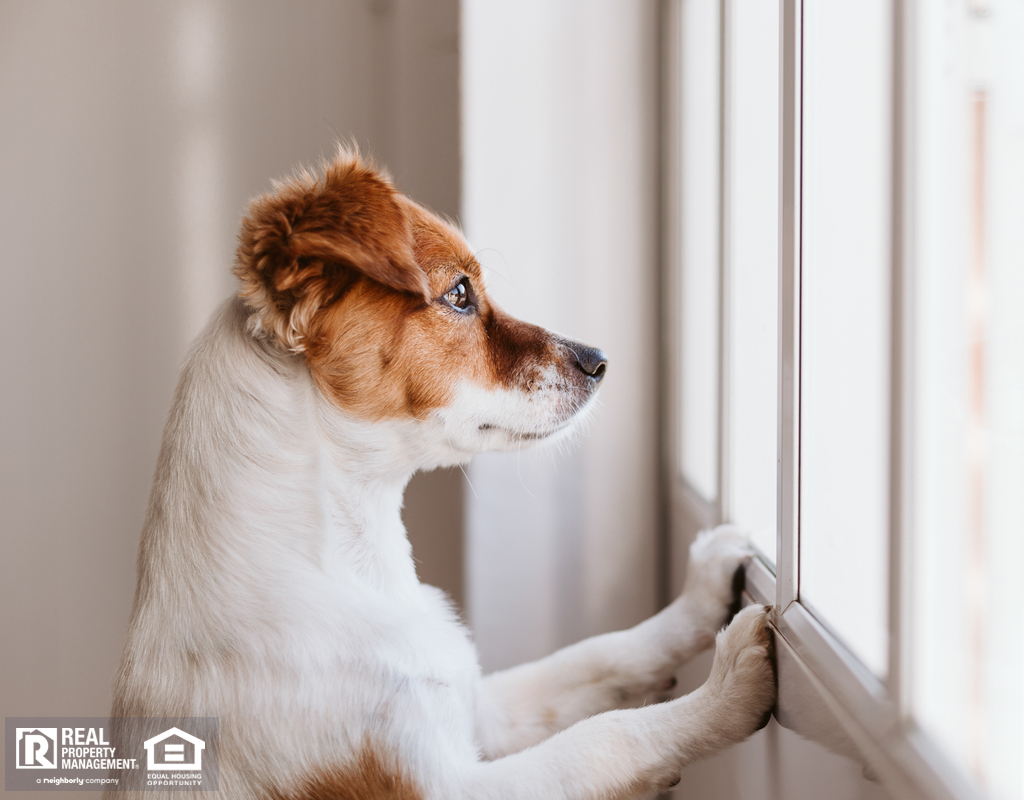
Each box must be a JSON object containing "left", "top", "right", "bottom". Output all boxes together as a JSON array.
[{"left": 571, "top": 344, "right": 608, "bottom": 382}]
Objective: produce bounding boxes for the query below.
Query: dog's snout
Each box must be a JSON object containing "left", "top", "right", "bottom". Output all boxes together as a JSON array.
[{"left": 571, "top": 344, "right": 608, "bottom": 382}]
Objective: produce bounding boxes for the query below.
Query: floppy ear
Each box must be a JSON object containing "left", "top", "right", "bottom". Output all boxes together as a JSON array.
[{"left": 233, "top": 151, "right": 430, "bottom": 351}]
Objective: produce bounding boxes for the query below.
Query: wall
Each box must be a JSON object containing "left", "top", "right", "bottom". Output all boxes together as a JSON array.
[
  {"left": 0, "top": 3, "right": 461, "bottom": 796},
  {"left": 461, "top": 0, "right": 663, "bottom": 672}
]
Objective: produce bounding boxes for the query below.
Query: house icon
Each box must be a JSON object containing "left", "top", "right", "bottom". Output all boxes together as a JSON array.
[{"left": 143, "top": 727, "right": 205, "bottom": 771}]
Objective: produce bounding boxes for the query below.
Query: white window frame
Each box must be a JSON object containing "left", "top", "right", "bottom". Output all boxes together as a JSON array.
[{"left": 662, "top": 2, "right": 986, "bottom": 799}]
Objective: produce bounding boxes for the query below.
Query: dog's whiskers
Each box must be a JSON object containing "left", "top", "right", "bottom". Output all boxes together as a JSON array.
[{"left": 448, "top": 432, "right": 480, "bottom": 501}]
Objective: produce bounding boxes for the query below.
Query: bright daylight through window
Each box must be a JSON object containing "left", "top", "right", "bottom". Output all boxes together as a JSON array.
[
  {"left": 908, "top": 3, "right": 1024, "bottom": 797},
  {"left": 799, "top": 0, "right": 892, "bottom": 680},
  {"left": 671, "top": 1, "right": 1024, "bottom": 798}
]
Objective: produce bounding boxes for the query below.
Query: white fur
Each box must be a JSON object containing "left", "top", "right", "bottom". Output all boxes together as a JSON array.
[
  {"left": 110, "top": 297, "right": 775, "bottom": 800},
  {"left": 433, "top": 368, "right": 598, "bottom": 457}
]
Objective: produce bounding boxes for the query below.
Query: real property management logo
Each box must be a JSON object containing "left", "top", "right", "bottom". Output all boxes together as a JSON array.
[
  {"left": 15, "top": 725, "right": 132, "bottom": 772},
  {"left": 5, "top": 717, "right": 219, "bottom": 792},
  {"left": 16, "top": 728, "right": 58, "bottom": 769}
]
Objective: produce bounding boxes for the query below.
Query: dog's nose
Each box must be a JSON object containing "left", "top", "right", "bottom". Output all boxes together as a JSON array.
[{"left": 572, "top": 344, "right": 608, "bottom": 382}]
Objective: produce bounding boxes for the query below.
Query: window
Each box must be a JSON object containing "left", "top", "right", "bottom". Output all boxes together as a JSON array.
[
  {"left": 675, "top": 0, "right": 721, "bottom": 505},
  {"left": 908, "top": 3, "right": 1024, "bottom": 796},
  {"left": 799, "top": 0, "right": 893, "bottom": 679},
  {"left": 666, "top": 1, "right": 1024, "bottom": 798}
]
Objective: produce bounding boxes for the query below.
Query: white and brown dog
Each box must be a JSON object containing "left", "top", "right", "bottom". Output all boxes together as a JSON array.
[{"left": 110, "top": 150, "right": 775, "bottom": 800}]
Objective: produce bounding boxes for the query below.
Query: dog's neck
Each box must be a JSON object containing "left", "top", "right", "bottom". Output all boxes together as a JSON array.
[
  {"left": 143, "top": 299, "right": 425, "bottom": 606},
  {"left": 310, "top": 398, "right": 422, "bottom": 594}
]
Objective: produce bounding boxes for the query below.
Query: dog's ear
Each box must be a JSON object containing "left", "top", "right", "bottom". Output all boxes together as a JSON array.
[{"left": 234, "top": 152, "right": 430, "bottom": 351}]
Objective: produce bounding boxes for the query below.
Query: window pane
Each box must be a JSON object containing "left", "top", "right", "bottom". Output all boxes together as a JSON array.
[
  {"left": 799, "top": 0, "right": 892, "bottom": 677},
  {"left": 678, "top": 0, "right": 721, "bottom": 501},
  {"left": 910, "top": 4, "right": 1024, "bottom": 797},
  {"left": 727, "top": 0, "right": 779, "bottom": 564}
]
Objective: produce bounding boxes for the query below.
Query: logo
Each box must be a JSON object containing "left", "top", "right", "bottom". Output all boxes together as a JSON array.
[
  {"left": 143, "top": 728, "right": 205, "bottom": 771},
  {"left": 16, "top": 728, "right": 58, "bottom": 769},
  {"left": 6, "top": 716, "right": 218, "bottom": 791}
]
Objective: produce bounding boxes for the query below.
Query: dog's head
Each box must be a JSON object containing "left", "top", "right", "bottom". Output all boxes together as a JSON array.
[{"left": 234, "top": 150, "right": 606, "bottom": 466}]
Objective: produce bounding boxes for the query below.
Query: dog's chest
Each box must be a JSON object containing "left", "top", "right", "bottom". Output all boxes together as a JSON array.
[
  {"left": 388, "top": 584, "right": 479, "bottom": 691},
  {"left": 323, "top": 583, "right": 481, "bottom": 745}
]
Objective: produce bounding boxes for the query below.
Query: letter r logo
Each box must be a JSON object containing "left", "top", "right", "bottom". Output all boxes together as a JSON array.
[{"left": 15, "top": 728, "right": 57, "bottom": 769}]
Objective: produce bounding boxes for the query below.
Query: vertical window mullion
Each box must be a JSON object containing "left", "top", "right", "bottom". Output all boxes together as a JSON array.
[
  {"left": 777, "top": 0, "right": 802, "bottom": 611},
  {"left": 889, "top": 0, "right": 913, "bottom": 715},
  {"left": 717, "top": 0, "right": 732, "bottom": 525}
]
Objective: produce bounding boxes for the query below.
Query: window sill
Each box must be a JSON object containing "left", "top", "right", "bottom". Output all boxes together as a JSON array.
[{"left": 741, "top": 555, "right": 983, "bottom": 800}]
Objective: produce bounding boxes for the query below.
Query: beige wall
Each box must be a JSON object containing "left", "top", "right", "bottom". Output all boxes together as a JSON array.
[
  {"left": 461, "top": 0, "right": 663, "bottom": 671},
  {"left": 0, "top": 2, "right": 461, "bottom": 794}
]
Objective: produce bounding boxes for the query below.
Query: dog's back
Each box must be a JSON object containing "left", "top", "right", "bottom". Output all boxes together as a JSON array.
[{"left": 113, "top": 298, "right": 481, "bottom": 799}]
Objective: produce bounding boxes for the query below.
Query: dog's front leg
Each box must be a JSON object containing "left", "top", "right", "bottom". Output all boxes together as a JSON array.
[
  {"left": 475, "top": 525, "right": 754, "bottom": 758},
  {"left": 461, "top": 604, "right": 774, "bottom": 800}
]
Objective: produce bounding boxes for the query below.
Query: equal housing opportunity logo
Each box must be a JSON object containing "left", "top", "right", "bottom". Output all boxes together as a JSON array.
[
  {"left": 144, "top": 727, "right": 205, "bottom": 771},
  {"left": 5, "top": 717, "right": 218, "bottom": 791}
]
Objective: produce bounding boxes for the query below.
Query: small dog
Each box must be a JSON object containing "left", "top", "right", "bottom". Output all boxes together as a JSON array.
[{"left": 111, "top": 149, "right": 775, "bottom": 799}]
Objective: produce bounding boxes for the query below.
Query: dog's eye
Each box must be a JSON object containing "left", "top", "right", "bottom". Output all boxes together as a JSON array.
[{"left": 444, "top": 279, "right": 471, "bottom": 311}]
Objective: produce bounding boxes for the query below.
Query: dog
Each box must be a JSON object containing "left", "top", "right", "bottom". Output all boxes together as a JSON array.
[{"left": 110, "top": 148, "right": 775, "bottom": 799}]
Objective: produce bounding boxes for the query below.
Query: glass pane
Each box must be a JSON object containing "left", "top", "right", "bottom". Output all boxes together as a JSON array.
[
  {"left": 799, "top": 0, "right": 892, "bottom": 677},
  {"left": 727, "top": 0, "right": 779, "bottom": 564},
  {"left": 910, "top": 4, "right": 1024, "bottom": 798},
  {"left": 677, "top": 0, "right": 721, "bottom": 501}
]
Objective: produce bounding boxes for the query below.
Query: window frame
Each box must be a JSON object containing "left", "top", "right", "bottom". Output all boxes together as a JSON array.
[{"left": 661, "top": 2, "right": 986, "bottom": 799}]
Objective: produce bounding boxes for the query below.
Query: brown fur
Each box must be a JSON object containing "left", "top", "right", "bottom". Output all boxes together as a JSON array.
[
  {"left": 235, "top": 149, "right": 587, "bottom": 423},
  {"left": 273, "top": 747, "right": 422, "bottom": 800},
  {"left": 234, "top": 152, "right": 430, "bottom": 352}
]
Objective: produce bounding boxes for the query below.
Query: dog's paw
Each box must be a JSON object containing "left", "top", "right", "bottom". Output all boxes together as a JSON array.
[
  {"left": 679, "top": 525, "right": 754, "bottom": 637},
  {"left": 703, "top": 604, "right": 777, "bottom": 741}
]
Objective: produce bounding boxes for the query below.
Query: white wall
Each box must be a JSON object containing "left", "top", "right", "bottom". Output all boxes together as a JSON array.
[
  {"left": 0, "top": 3, "right": 461, "bottom": 795},
  {"left": 461, "top": 0, "right": 662, "bottom": 671}
]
